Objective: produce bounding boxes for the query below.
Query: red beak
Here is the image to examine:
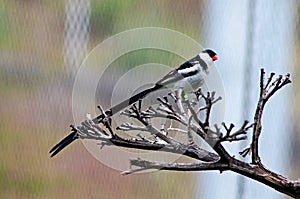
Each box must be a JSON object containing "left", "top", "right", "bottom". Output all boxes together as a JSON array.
[{"left": 212, "top": 55, "right": 218, "bottom": 61}]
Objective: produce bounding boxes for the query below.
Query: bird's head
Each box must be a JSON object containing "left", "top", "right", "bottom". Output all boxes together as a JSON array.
[
  {"left": 188, "top": 49, "right": 217, "bottom": 75},
  {"left": 200, "top": 49, "right": 218, "bottom": 63}
]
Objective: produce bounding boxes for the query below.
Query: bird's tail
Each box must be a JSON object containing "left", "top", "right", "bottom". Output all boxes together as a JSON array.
[
  {"left": 49, "top": 84, "right": 162, "bottom": 157},
  {"left": 49, "top": 131, "right": 78, "bottom": 157}
]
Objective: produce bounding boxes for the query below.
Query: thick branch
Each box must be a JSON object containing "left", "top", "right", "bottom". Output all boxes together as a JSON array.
[
  {"left": 125, "top": 157, "right": 300, "bottom": 198},
  {"left": 122, "top": 159, "right": 228, "bottom": 175},
  {"left": 109, "top": 135, "right": 219, "bottom": 162}
]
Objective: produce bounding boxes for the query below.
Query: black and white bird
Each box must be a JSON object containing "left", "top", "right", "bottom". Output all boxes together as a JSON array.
[{"left": 49, "top": 49, "right": 218, "bottom": 157}]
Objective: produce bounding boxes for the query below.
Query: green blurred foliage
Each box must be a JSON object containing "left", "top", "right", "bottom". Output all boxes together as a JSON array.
[
  {"left": 90, "top": 0, "right": 136, "bottom": 36},
  {"left": 0, "top": 2, "right": 12, "bottom": 48},
  {"left": 89, "top": 0, "right": 202, "bottom": 43}
]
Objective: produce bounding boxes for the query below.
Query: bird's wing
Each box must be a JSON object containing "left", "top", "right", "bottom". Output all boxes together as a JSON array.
[
  {"left": 155, "top": 69, "right": 184, "bottom": 86},
  {"left": 176, "top": 60, "right": 194, "bottom": 71},
  {"left": 156, "top": 61, "right": 194, "bottom": 85}
]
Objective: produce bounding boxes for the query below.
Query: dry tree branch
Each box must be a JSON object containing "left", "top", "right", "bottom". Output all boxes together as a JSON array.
[
  {"left": 69, "top": 68, "right": 299, "bottom": 198},
  {"left": 251, "top": 69, "right": 292, "bottom": 165}
]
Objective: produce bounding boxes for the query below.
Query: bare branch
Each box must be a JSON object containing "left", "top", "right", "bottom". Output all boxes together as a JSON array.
[
  {"left": 121, "top": 159, "right": 228, "bottom": 175},
  {"left": 56, "top": 69, "right": 299, "bottom": 198},
  {"left": 251, "top": 69, "right": 291, "bottom": 165},
  {"left": 116, "top": 123, "right": 147, "bottom": 132},
  {"left": 219, "top": 121, "right": 253, "bottom": 142}
]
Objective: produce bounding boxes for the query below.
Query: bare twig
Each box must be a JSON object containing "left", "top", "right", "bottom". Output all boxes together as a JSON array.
[
  {"left": 219, "top": 121, "right": 253, "bottom": 142},
  {"left": 251, "top": 69, "right": 291, "bottom": 165}
]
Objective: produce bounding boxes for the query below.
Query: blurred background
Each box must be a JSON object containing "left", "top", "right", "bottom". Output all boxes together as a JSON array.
[{"left": 0, "top": 0, "right": 299, "bottom": 198}]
